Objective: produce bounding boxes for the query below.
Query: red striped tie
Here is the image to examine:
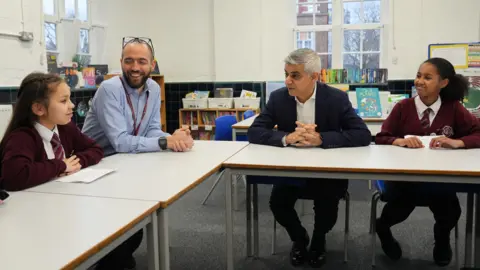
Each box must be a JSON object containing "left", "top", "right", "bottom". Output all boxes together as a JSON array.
[
  {"left": 420, "top": 108, "right": 432, "bottom": 130},
  {"left": 51, "top": 133, "right": 65, "bottom": 160}
]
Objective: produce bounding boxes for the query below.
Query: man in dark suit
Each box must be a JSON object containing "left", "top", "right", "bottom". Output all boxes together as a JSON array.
[{"left": 248, "top": 48, "right": 371, "bottom": 268}]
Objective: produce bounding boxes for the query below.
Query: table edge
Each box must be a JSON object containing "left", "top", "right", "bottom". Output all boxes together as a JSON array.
[
  {"left": 61, "top": 201, "right": 161, "bottom": 270},
  {"left": 160, "top": 143, "right": 250, "bottom": 208},
  {"left": 221, "top": 163, "right": 480, "bottom": 177}
]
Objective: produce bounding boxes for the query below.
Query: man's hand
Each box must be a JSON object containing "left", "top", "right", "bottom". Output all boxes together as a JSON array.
[
  {"left": 167, "top": 128, "right": 194, "bottom": 152},
  {"left": 286, "top": 121, "right": 322, "bottom": 147}
]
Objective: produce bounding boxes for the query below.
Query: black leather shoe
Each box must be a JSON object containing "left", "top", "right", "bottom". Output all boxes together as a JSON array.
[
  {"left": 433, "top": 241, "right": 452, "bottom": 267},
  {"left": 308, "top": 248, "right": 326, "bottom": 268},
  {"left": 376, "top": 219, "right": 402, "bottom": 261},
  {"left": 290, "top": 233, "right": 309, "bottom": 266}
]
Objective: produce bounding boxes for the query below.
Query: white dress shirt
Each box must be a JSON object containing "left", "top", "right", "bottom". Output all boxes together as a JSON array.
[
  {"left": 34, "top": 122, "right": 64, "bottom": 160},
  {"left": 414, "top": 95, "right": 441, "bottom": 123},
  {"left": 282, "top": 84, "right": 317, "bottom": 146}
]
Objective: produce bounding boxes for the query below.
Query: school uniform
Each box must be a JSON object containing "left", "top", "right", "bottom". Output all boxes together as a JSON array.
[
  {"left": 0, "top": 121, "right": 104, "bottom": 191},
  {"left": 375, "top": 96, "right": 480, "bottom": 264}
]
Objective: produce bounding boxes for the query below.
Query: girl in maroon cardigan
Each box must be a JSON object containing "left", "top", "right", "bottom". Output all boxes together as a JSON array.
[
  {"left": 375, "top": 58, "right": 480, "bottom": 266},
  {"left": 0, "top": 72, "right": 103, "bottom": 191}
]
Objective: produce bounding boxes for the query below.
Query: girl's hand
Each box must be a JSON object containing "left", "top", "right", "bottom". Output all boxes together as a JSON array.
[{"left": 429, "top": 137, "right": 465, "bottom": 149}]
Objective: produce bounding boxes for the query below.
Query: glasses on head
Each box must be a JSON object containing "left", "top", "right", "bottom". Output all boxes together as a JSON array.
[{"left": 122, "top": 36, "right": 155, "bottom": 58}]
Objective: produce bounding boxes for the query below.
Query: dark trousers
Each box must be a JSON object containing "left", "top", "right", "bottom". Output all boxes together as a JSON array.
[
  {"left": 96, "top": 229, "right": 144, "bottom": 268},
  {"left": 379, "top": 182, "right": 461, "bottom": 242},
  {"left": 269, "top": 180, "right": 346, "bottom": 247}
]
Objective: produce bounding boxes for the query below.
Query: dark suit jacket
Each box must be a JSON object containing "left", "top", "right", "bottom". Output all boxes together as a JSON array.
[{"left": 247, "top": 82, "right": 371, "bottom": 192}]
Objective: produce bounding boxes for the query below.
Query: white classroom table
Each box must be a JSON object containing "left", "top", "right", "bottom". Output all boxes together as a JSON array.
[
  {"left": 231, "top": 114, "right": 386, "bottom": 140},
  {"left": 27, "top": 140, "right": 248, "bottom": 270},
  {"left": 0, "top": 192, "right": 159, "bottom": 270},
  {"left": 221, "top": 144, "right": 480, "bottom": 270}
]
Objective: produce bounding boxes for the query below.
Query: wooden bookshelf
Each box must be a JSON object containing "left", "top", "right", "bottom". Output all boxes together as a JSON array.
[
  {"left": 104, "top": 74, "right": 166, "bottom": 132},
  {"left": 179, "top": 108, "right": 260, "bottom": 140}
]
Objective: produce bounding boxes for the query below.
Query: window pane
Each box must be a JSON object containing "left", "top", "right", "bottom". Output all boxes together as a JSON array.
[
  {"left": 79, "top": 29, "right": 89, "bottom": 53},
  {"left": 343, "top": 1, "right": 361, "bottom": 24},
  {"left": 65, "top": 0, "right": 75, "bottom": 19},
  {"left": 44, "top": 22, "right": 57, "bottom": 51},
  {"left": 314, "top": 31, "right": 331, "bottom": 54},
  {"left": 314, "top": 2, "right": 332, "bottom": 25},
  {"left": 343, "top": 54, "right": 360, "bottom": 69},
  {"left": 364, "top": 0, "right": 381, "bottom": 23},
  {"left": 362, "top": 53, "right": 380, "bottom": 69},
  {"left": 297, "top": 4, "right": 314, "bottom": 25},
  {"left": 363, "top": 29, "right": 380, "bottom": 51},
  {"left": 296, "top": 31, "right": 315, "bottom": 50},
  {"left": 43, "top": 0, "right": 55, "bottom": 15},
  {"left": 78, "top": 0, "right": 88, "bottom": 21},
  {"left": 319, "top": 54, "right": 332, "bottom": 69},
  {"left": 344, "top": 30, "right": 361, "bottom": 52}
]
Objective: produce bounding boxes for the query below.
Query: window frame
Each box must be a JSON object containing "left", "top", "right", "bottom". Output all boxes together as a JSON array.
[
  {"left": 294, "top": 0, "right": 387, "bottom": 70},
  {"left": 42, "top": 0, "right": 93, "bottom": 59}
]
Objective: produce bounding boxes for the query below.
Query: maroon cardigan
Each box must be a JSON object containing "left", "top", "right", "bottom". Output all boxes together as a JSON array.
[
  {"left": 0, "top": 122, "right": 104, "bottom": 191},
  {"left": 376, "top": 98, "right": 480, "bottom": 148}
]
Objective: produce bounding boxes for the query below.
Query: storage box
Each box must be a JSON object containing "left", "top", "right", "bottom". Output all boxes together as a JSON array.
[
  {"left": 234, "top": 97, "right": 260, "bottom": 109},
  {"left": 182, "top": 98, "right": 208, "bottom": 109},
  {"left": 208, "top": 98, "right": 233, "bottom": 108},
  {"left": 214, "top": 88, "right": 233, "bottom": 98}
]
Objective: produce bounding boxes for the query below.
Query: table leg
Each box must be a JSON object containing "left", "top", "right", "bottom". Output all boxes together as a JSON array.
[
  {"left": 253, "top": 183, "right": 259, "bottom": 258},
  {"left": 158, "top": 209, "right": 170, "bottom": 270},
  {"left": 246, "top": 181, "right": 252, "bottom": 257},
  {"left": 232, "top": 129, "right": 237, "bottom": 141},
  {"left": 225, "top": 168, "right": 235, "bottom": 270},
  {"left": 465, "top": 193, "right": 474, "bottom": 268},
  {"left": 147, "top": 211, "right": 160, "bottom": 270},
  {"left": 474, "top": 193, "right": 480, "bottom": 268}
]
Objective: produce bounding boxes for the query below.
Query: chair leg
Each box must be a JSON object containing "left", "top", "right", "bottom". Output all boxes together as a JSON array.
[
  {"left": 455, "top": 223, "right": 459, "bottom": 270},
  {"left": 201, "top": 171, "right": 225, "bottom": 205},
  {"left": 371, "top": 192, "right": 380, "bottom": 268},
  {"left": 465, "top": 192, "right": 474, "bottom": 268},
  {"left": 344, "top": 191, "right": 350, "bottom": 263},
  {"left": 272, "top": 220, "right": 277, "bottom": 255},
  {"left": 253, "top": 183, "right": 259, "bottom": 258},
  {"left": 246, "top": 183, "right": 252, "bottom": 257}
]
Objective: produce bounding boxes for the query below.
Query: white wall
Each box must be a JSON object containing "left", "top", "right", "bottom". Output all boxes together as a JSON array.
[
  {"left": 387, "top": 0, "right": 480, "bottom": 79},
  {"left": 1, "top": 0, "right": 479, "bottom": 86},
  {"left": 0, "top": 0, "right": 46, "bottom": 86}
]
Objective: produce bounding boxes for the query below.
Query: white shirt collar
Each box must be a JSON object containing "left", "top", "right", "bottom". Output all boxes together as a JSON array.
[
  {"left": 34, "top": 122, "right": 59, "bottom": 142},
  {"left": 414, "top": 95, "right": 441, "bottom": 115},
  {"left": 295, "top": 83, "right": 317, "bottom": 104}
]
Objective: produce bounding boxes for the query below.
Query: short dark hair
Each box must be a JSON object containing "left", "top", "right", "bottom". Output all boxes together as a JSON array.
[
  {"left": 121, "top": 37, "right": 155, "bottom": 61},
  {"left": 423, "top": 57, "right": 469, "bottom": 102}
]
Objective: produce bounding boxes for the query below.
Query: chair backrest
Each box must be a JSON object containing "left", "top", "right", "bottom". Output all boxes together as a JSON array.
[
  {"left": 374, "top": 180, "right": 385, "bottom": 193},
  {"left": 214, "top": 115, "right": 237, "bottom": 141},
  {"left": 243, "top": 110, "right": 255, "bottom": 120}
]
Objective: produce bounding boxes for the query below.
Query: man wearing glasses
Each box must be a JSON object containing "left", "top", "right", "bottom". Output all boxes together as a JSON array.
[{"left": 83, "top": 37, "right": 194, "bottom": 269}]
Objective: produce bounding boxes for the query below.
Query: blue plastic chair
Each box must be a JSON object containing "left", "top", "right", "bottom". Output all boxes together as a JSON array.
[
  {"left": 243, "top": 109, "right": 255, "bottom": 119},
  {"left": 202, "top": 115, "right": 238, "bottom": 205},
  {"left": 369, "top": 180, "right": 459, "bottom": 268},
  {"left": 214, "top": 115, "right": 237, "bottom": 141}
]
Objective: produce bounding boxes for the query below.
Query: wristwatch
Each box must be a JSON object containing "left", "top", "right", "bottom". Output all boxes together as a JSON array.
[{"left": 158, "top": 137, "right": 168, "bottom": 150}]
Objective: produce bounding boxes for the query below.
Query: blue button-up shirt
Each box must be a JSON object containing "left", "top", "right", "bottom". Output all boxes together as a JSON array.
[{"left": 82, "top": 76, "right": 169, "bottom": 156}]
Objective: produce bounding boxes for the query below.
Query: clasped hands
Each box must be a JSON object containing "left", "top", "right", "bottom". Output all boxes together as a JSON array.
[
  {"left": 168, "top": 126, "right": 195, "bottom": 152},
  {"left": 393, "top": 136, "right": 465, "bottom": 149},
  {"left": 285, "top": 121, "right": 322, "bottom": 147}
]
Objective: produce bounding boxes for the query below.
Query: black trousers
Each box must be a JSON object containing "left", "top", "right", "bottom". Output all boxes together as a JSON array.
[
  {"left": 269, "top": 180, "right": 347, "bottom": 246},
  {"left": 379, "top": 181, "right": 461, "bottom": 241},
  {"left": 96, "top": 229, "right": 144, "bottom": 268}
]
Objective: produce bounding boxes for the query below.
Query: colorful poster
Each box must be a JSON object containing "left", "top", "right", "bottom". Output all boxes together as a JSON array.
[
  {"left": 82, "top": 67, "right": 96, "bottom": 88},
  {"left": 355, "top": 88, "right": 382, "bottom": 118}
]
